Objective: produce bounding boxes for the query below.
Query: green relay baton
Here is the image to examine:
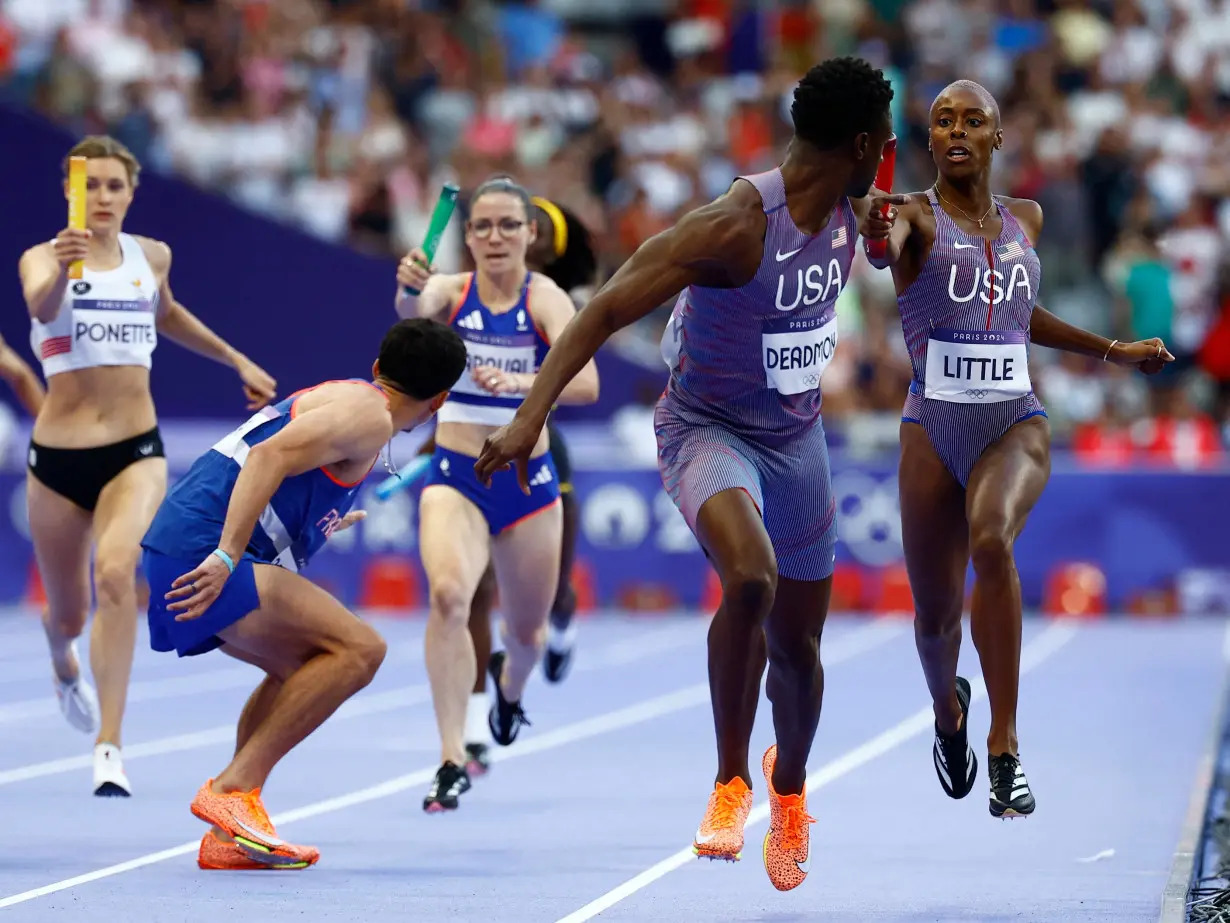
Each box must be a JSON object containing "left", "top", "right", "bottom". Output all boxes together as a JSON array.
[{"left": 402, "top": 182, "right": 462, "bottom": 296}]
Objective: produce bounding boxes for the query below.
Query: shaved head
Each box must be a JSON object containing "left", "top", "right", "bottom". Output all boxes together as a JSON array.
[{"left": 932, "top": 80, "right": 1001, "bottom": 126}]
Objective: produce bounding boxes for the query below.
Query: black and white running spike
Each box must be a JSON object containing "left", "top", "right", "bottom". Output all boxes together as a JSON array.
[
  {"left": 423, "top": 761, "right": 471, "bottom": 813},
  {"left": 933, "top": 676, "right": 977, "bottom": 799},
  {"left": 487, "top": 651, "right": 531, "bottom": 746},
  {"left": 464, "top": 742, "right": 491, "bottom": 778},
  {"left": 988, "top": 752, "right": 1035, "bottom": 818},
  {"left": 543, "top": 621, "right": 577, "bottom": 684}
]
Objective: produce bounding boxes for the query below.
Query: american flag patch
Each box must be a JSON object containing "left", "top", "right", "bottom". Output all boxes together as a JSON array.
[
  {"left": 831, "top": 226, "right": 848, "bottom": 248},
  {"left": 996, "top": 240, "right": 1025, "bottom": 261}
]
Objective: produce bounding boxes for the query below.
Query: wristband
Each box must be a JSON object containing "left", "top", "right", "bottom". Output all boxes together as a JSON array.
[{"left": 211, "top": 548, "right": 236, "bottom": 573}]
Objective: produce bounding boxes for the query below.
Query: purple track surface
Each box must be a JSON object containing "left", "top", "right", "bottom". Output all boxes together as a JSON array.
[{"left": 0, "top": 610, "right": 1224, "bottom": 922}]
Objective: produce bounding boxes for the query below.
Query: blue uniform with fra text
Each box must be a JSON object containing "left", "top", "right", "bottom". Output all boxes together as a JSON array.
[
  {"left": 423, "top": 272, "right": 562, "bottom": 533},
  {"left": 141, "top": 381, "right": 378, "bottom": 656}
]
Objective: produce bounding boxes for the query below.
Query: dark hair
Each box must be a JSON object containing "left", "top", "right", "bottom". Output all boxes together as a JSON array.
[
  {"left": 534, "top": 200, "right": 598, "bottom": 292},
  {"left": 377, "top": 318, "right": 467, "bottom": 400},
  {"left": 470, "top": 174, "right": 533, "bottom": 218},
  {"left": 790, "top": 57, "right": 894, "bottom": 150}
]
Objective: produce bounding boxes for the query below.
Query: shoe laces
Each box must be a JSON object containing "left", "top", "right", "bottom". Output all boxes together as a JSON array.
[
  {"left": 707, "top": 780, "right": 748, "bottom": 830},
  {"left": 990, "top": 754, "right": 1021, "bottom": 792},
  {"left": 779, "top": 796, "right": 816, "bottom": 851},
  {"left": 937, "top": 726, "right": 967, "bottom": 762}
]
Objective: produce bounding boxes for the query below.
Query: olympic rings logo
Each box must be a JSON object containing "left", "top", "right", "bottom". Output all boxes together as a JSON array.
[
  {"left": 831, "top": 470, "right": 904, "bottom": 567},
  {"left": 964, "top": 389, "right": 990, "bottom": 399}
]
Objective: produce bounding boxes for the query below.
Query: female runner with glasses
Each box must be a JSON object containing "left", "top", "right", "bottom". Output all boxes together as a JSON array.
[{"left": 394, "top": 176, "right": 599, "bottom": 812}]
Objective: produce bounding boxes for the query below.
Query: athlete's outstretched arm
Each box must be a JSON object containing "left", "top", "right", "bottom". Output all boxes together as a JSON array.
[
  {"left": 0, "top": 336, "right": 45, "bottom": 416},
  {"left": 996, "top": 197, "right": 1170, "bottom": 373},
  {"left": 165, "top": 388, "right": 394, "bottom": 620},
  {"left": 141, "top": 238, "right": 278, "bottom": 409},
  {"left": 1030, "top": 305, "right": 1174, "bottom": 372},
  {"left": 474, "top": 195, "right": 762, "bottom": 487}
]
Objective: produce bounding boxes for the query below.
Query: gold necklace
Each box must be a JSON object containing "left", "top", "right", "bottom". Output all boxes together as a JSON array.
[{"left": 933, "top": 186, "right": 995, "bottom": 229}]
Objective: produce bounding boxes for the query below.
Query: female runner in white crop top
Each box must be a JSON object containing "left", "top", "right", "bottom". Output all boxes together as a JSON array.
[{"left": 16, "top": 136, "right": 277, "bottom": 797}]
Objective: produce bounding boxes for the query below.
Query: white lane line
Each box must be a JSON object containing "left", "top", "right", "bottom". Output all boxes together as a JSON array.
[
  {"left": 0, "top": 620, "right": 905, "bottom": 910},
  {"left": 552, "top": 622, "right": 1079, "bottom": 923},
  {"left": 0, "top": 643, "right": 427, "bottom": 724},
  {"left": 0, "top": 617, "right": 716, "bottom": 787}
]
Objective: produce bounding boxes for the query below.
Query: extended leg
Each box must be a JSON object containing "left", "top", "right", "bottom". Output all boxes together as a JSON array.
[
  {"left": 487, "top": 500, "right": 563, "bottom": 744},
  {"left": 189, "top": 565, "right": 386, "bottom": 861},
  {"left": 419, "top": 484, "right": 491, "bottom": 811},
  {"left": 898, "top": 422, "right": 979, "bottom": 802},
  {"left": 464, "top": 563, "right": 497, "bottom": 775},
  {"left": 965, "top": 417, "right": 1050, "bottom": 817}
]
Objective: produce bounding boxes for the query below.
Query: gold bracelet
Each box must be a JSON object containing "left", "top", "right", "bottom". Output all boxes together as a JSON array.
[{"left": 1103, "top": 339, "right": 1118, "bottom": 361}]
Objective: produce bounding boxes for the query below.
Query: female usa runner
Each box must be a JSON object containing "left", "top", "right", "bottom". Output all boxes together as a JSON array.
[{"left": 862, "top": 81, "right": 1173, "bottom": 819}]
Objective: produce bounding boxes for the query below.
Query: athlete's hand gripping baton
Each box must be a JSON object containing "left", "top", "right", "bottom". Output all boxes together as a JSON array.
[
  {"left": 401, "top": 182, "right": 461, "bottom": 295},
  {"left": 380, "top": 183, "right": 463, "bottom": 498},
  {"left": 865, "top": 136, "right": 897, "bottom": 261}
]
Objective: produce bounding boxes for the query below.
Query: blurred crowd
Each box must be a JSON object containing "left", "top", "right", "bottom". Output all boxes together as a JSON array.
[{"left": 1, "top": 0, "right": 1228, "bottom": 463}]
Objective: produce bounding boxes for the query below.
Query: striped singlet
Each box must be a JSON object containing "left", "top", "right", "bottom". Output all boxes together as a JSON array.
[
  {"left": 655, "top": 168, "right": 857, "bottom": 581},
  {"left": 898, "top": 189, "right": 1046, "bottom": 487}
]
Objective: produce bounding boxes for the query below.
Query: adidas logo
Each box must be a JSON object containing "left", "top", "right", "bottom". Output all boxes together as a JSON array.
[
  {"left": 457, "top": 310, "right": 484, "bottom": 331},
  {"left": 528, "top": 464, "right": 553, "bottom": 487}
]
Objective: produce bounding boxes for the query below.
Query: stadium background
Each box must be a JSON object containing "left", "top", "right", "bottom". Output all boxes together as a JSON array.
[{"left": 0, "top": 0, "right": 1226, "bottom": 617}]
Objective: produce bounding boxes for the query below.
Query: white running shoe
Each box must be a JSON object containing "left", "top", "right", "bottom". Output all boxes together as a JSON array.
[
  {"left": 52, "top": 641, "right": 100, "bottom": 735},
  {"left": 93, "top": 742, "right": 132, "bottom": 797}
]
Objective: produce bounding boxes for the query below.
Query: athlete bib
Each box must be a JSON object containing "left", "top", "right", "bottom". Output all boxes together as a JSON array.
[
  {"left": 762, "top": 313, "right": 839, "bottom": 396},
  {"left": 924, "top": 329, "right": 1031, "bottom": 404}
]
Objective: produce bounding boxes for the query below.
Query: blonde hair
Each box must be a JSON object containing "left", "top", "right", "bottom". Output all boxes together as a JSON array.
[{"left": 63, "top": 136, "right": 141, "bottom": 187}]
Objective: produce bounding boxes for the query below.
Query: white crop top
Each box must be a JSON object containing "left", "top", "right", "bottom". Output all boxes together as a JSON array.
[{"left": 31, "top": 233, "right": 161, "bottom": 378}]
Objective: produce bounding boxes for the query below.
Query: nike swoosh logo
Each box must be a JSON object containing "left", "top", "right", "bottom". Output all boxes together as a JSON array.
[
  {"left": 695, "top": 829, "right": 718, "bottom": 844},
  {"left": 234, "top": 818, "right": 286, "bottom": 847},
  {"left": 795, "top": 854, "right": 811, "bottom": 875},
  {"left": 954, "top": 242, "right": 978, "bottom": 249},
  {"left": 775, "top": 247, "right": 803, "bottom": 262}
]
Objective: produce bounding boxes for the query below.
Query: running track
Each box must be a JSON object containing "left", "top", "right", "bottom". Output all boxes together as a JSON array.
[{"left": 0, "top": 609, "right": 1224, "bottom": 922}]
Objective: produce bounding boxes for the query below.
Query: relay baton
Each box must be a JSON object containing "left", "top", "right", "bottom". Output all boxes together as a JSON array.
[
  {"left": 402, "top": 182, "right": 461, "bottom": 295},
  {"left": 382, "top": 182, "right": 462, "bottom": 497},
  {"left": 374, "top": 454, "right": 433, "bottom": 501},
  {"left": 865, "top": 136, "right": 897, "bottom": 261},
  {"left": 67, "top": 156, "right": 87, "bottom": 280}
]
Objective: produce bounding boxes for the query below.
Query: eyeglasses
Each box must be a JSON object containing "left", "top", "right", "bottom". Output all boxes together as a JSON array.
[{"left": 469, "top": 218, "right": 526, "bottom": 239}]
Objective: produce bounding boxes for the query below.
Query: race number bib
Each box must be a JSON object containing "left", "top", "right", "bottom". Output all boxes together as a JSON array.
[
  {"left": 924, "top": 329, "right": 1031, "bottom": 403},
  {"left": 762, "top": 313, "right": 838, "bottom": 395}
]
